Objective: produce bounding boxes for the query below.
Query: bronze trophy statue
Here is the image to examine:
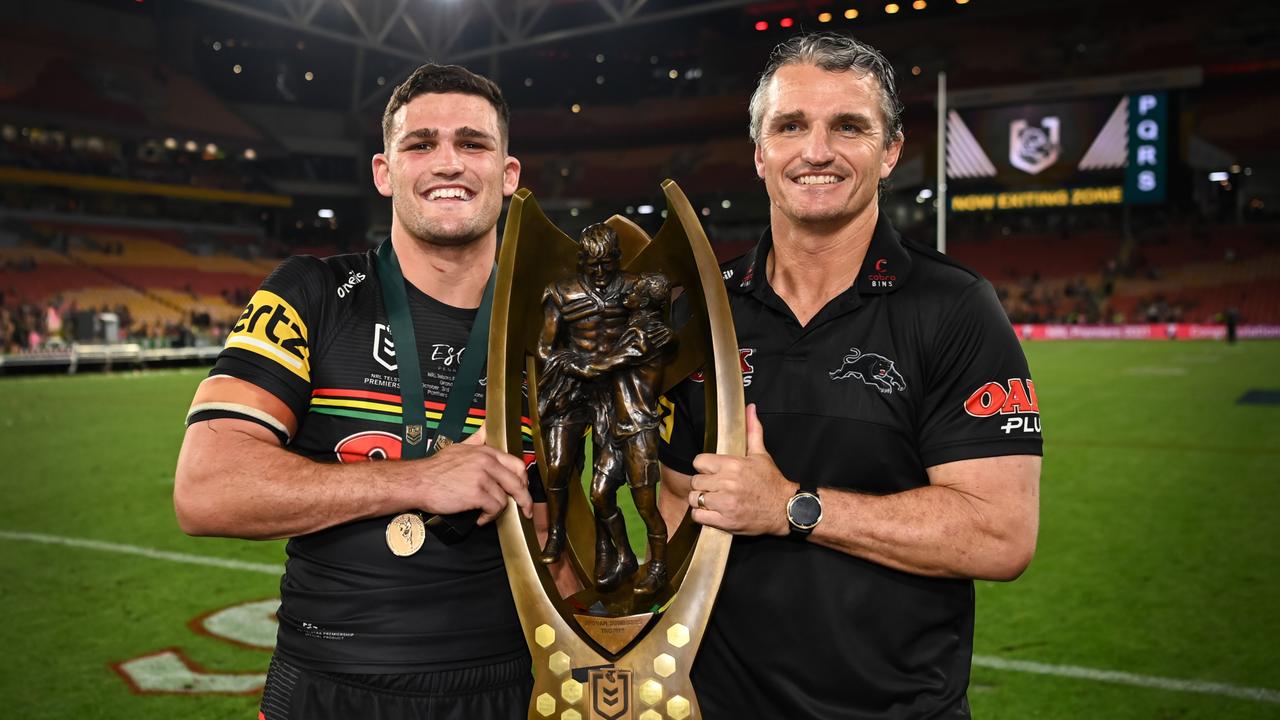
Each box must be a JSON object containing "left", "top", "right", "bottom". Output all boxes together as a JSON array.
[
  {"left": 537, "top": 224, "right": 673, "bottom": 596},
  {"left": 485, "top": 181, "right": 744, "bottom": 720}
]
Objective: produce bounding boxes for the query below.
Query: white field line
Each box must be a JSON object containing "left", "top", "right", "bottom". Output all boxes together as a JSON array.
[
  {"left": 0, "top": 530, "right": 281, "bottom": 575},
  {"left": 973, "top": 655, "right": 1280, "bottom": 704},
  {"left": 2, "top": 529, "right": 1277, "bottom": 704}
]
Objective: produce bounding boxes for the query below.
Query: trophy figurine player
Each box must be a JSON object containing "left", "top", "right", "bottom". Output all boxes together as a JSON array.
[
  {"left": 486, "top": 181, "right": 741, "bottom": 718},
  {"left": 536, "top": 223, "right": 673, "bottom": 596}
]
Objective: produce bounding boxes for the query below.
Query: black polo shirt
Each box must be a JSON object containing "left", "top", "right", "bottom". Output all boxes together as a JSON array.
[{"left": 659, "top": 215, "right": 1042, "bottom": 719}]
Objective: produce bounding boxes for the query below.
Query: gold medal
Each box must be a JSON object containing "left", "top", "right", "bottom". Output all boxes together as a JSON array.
[{"left": 386, "top": 512, "right": 426, "bottom": 556}]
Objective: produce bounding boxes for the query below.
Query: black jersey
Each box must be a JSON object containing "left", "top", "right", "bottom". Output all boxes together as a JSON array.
[
  {"left": 196, "top": 250, "right": 537, "bottom": 674},
  {"left": 659, "top": 217, "right": 1042, "bottom": 719}
]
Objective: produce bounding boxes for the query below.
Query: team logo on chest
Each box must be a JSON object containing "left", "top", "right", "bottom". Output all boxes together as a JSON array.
[
  {"left": 373, "top": 323, "right": 397, "bottom": 371},
  {"left": 829, "top": 347, "right": 906, "bottom": 394}
]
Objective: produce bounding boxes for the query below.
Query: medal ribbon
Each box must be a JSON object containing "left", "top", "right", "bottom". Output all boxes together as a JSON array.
[{"left": 374, "top": 238, "right": 496, "bottom": 543}]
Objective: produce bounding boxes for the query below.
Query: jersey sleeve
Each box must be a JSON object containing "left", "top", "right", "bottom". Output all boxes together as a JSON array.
[
  {"left": 195, "top": 256, "right": 331, "bottom": 432},
  {"left": 517, "top": 386, "right": 546, "bottom": 502},
  {"left": 657, "top": 376, "right": 705, "bottom": 476},
  {"left": 917, "top": 279, "right": 1043, "bottom": 468}
]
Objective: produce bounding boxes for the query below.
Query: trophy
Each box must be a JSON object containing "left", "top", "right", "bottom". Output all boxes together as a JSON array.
[{"left": 486, "top": 180, "right": 745, "bottom": 719}]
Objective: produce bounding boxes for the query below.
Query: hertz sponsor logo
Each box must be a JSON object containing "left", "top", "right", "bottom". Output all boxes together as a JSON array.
[
  {"left": 658, "top": 395, "right": 675, "bottom": 443},
  {"left": 226, "top": 290, "right": 310, "bottom": 380}
]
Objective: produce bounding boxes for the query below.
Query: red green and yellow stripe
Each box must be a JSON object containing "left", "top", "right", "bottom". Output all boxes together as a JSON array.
[{"left": 308, "top": 388, "right": 533, "bottom": 439}]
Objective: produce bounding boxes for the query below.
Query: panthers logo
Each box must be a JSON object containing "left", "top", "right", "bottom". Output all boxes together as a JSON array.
[
  {"left": 829, "top": 347, "right": 906, "bottom": 395},
  {"left": 1009, "top": 117, "right": 1060, "bottom": 175}
]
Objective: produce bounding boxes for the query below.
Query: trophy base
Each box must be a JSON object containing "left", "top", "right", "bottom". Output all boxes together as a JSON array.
[{"left": 565, "top": 566, "right": 673, "bottom": 657}]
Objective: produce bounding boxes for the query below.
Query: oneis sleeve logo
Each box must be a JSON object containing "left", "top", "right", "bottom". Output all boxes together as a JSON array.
[
  {"left": 226, "top": 290, "right": 311, "bottom": 381},
  {"left": 964, "top": 378, "right": 1040, "bottom": 434}
]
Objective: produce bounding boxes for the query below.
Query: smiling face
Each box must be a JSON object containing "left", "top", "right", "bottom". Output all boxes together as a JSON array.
[
  {"left": 372, "top": 92, "right": 520, "bottom": 247},
  {"left": 754, "top": 63, "right": 902, "bottom": 232}
]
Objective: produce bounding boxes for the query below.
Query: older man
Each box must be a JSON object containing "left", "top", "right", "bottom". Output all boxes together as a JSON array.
[{"left": 659, "top": 33, "right": 1042, "bottom": 718}]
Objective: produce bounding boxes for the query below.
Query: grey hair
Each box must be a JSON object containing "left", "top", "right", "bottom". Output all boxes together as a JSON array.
[{"left": 748, "top": 32, "right": 904, "bottom": 149}]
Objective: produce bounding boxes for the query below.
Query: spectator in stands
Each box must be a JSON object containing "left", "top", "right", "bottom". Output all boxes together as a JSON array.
[{"left": 0, "top": 308, "right": 14, "bottom": 353}]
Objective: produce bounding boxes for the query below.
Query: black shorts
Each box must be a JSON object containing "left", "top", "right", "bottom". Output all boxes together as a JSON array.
[{"left": 258, "top": 653, "right": 533, "bottom": 720}]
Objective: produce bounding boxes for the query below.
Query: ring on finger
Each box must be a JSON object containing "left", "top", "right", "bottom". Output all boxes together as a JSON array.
[{"left": 697, "top": 491, "right": 707, "bottom": 510}]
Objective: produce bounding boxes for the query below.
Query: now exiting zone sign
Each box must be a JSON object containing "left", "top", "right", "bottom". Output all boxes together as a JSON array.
[{"left": 112, "top": 598, "right": 278, "bottom": 695}]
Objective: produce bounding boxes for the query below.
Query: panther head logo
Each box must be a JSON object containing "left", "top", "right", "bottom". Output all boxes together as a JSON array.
[
  {"left": 829, "top": 348, "right": 906, "bottom": 394},
  {"left": 1009, "top": 117, "right": 1060, "bottom": 175}
]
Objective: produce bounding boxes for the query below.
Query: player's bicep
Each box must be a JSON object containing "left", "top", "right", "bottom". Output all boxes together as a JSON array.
[
  {"left": 925, "top": 455, "right": 1040, "bottom": 533},
  {"left": 187, "top": 375, "right": 298, "bottom": 445}
]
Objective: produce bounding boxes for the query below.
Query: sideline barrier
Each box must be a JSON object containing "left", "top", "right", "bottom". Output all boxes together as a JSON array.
[
  {"left": 0, "top": 344, "right": 222, "bottom": 373},
  {"left": 1013, "top": 324, "right": 1280, "bottom": 341},
  {"left": 3, "top": 326, "right": 1277, "bottom": 375}
]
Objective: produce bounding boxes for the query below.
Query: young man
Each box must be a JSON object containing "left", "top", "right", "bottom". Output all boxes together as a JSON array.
[
  {"left": 174, "top": 64, "right": 538, "bottom": 719},
  {"left": 659, "top": 33, "right": 1043, "bottom": 718}
]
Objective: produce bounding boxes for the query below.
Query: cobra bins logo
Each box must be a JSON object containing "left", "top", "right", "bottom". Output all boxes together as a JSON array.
[{"left": 965, "top": 378, "right": 1041, "bottom": 434}]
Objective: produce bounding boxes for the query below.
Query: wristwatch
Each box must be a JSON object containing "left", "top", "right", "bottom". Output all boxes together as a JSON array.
[{"left": 786, "top": 481, "right": 822, "bottom": 540}]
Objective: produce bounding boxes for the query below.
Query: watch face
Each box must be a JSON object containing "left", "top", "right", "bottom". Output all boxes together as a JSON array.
[{"left": 788, "top": 493, "right": 822, "bottom": 530}]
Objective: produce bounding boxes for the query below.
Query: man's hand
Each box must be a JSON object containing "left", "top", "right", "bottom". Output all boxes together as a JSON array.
[
  {"left": 687, "top": 404, "right": 794, "bottom": 536},
  {"left": 413, "top": 424, "right": 533, "bottom": 526}
]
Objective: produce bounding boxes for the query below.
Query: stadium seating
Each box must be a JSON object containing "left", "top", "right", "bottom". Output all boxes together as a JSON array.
[
  {"left": 1, "top": 218, "right": 274, "bottom": 338},
  {"left": 947, "top": 221, "right": 1280, "bottom": 323}
]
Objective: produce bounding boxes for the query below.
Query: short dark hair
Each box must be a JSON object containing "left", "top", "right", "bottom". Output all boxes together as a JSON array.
[
  {"left": 749, "top": 32, "right": 903, "bottom": 149},
  {"left": 381, "top": 64, "right": 511, "bottom": 149}
]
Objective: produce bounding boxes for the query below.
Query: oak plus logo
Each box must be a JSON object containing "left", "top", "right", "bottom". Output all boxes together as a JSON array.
[{"left": 964, "top": 378, "right": 1041, "bottom": 434}]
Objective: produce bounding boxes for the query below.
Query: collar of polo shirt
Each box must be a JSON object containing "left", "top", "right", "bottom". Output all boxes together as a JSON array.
[{"left": 726, "top": 214, "right": 915, "bottom": 300}]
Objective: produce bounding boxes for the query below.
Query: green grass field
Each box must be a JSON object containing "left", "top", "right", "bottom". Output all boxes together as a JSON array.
[{"left": 1, "top": 341, "right": 1277, "bottom": 718}]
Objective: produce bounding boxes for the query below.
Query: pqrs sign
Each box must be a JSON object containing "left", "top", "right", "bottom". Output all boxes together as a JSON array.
[{"left": 1126, "top": 91, "right": 1167, "bottom": 203}]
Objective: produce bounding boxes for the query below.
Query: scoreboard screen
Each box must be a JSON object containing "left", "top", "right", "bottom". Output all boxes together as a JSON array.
[{"left": 947, "top": 91, "right": 1169, "bottom": 211}]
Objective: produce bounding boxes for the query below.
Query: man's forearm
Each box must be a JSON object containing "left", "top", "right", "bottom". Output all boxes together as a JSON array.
[
  {"left": 809, "top": 458, "right": 1040, "bottom": 581},
  {"left": 175, "top": 418, "right": 532, "bottom": 541},
  {"left": 175, "top": 420, "right": 415, "bottom": 540},
  {"left": 674, "top": 432, "right": 1040, "bottom": 582}
]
